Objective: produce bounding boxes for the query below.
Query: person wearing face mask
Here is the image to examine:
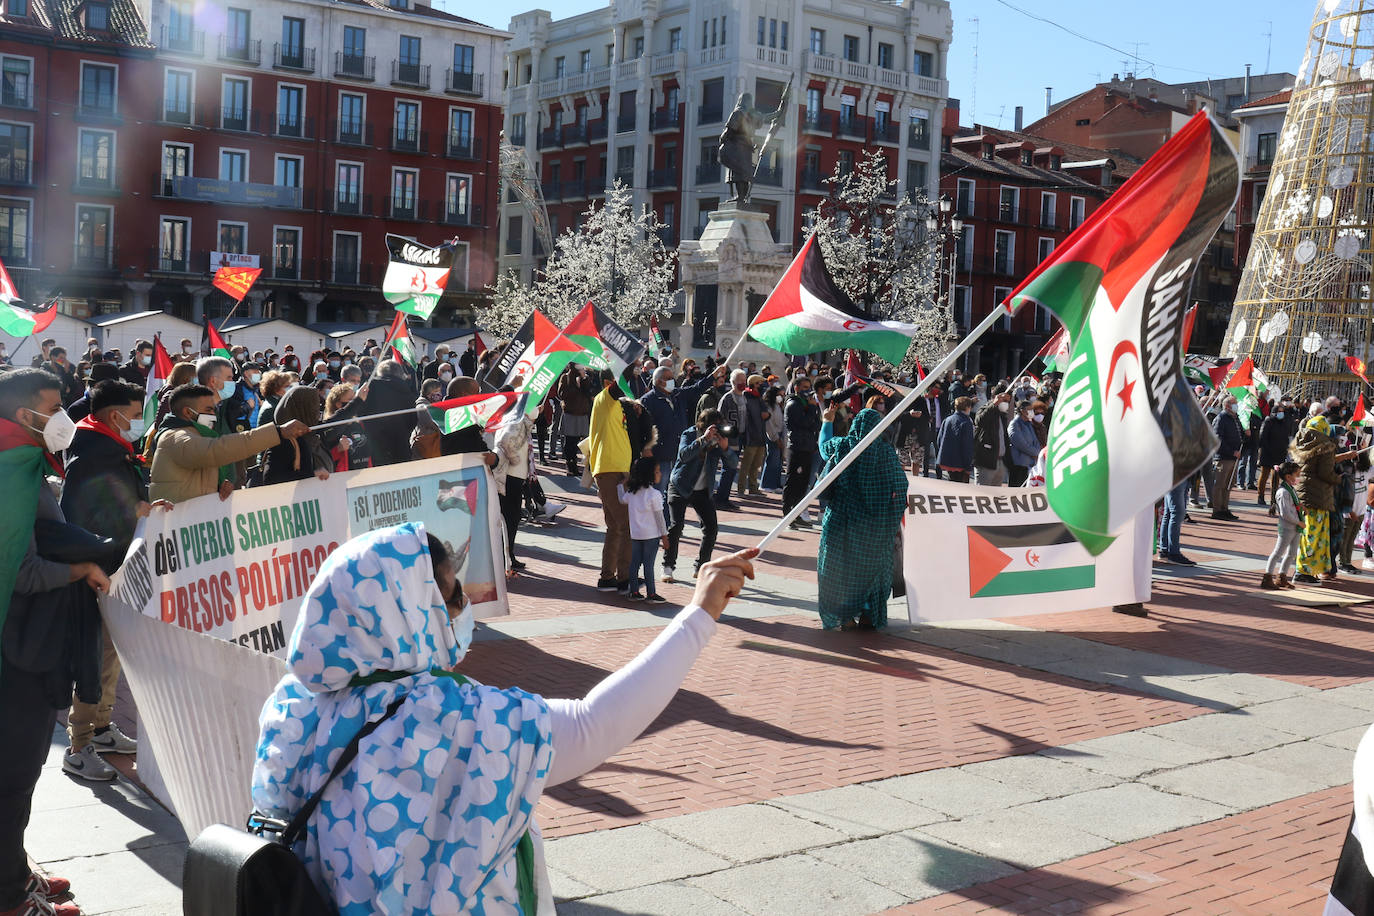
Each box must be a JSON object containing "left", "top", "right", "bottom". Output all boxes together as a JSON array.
[
  {"left": 150, "top": 383, "right": 308, "bottom": 504},
  {"left": 642, "top": 367, "right": 686, "bottom": 505},
  {"left": 1007, "top": 400, "right": 1041, "bottom": 487},
  {"left": 196, "top": 356, "right": 257, "bottom": 493},
  {"left": 251, "top": 524, "right": 757, "bottom": 915},
  {"left": 60, "top": 381, "right": 171, "bottom": 784},
  {"left": 239, "top": 362, "right": 264, "bottom": 428},
  {"left": 118, "top": 342, "right": 155, "bottom": 386},
  {"left": 422, "top": 346, "right": 451, "bottom": 382},
  {"left": 0, "top": 368, "right": 115, "bottom": 916},
  {"left": 1211, "top": 396, "right": 1244, "bottom": 521},
  {"left": 179, "top": 338, "right": 195, "bottom": 361},
  {"left": 41, "top": 346, "right": 83, "bottom": 407},
  {"left": 971, "top": 389, "right": 1013, "bottom": 487},
  {"left": 1258, "top": 402, "right": 1292, "bottom": 510}
]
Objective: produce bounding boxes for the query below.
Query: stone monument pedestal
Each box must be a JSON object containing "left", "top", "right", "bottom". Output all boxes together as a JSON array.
[{"left": 676, "top": 202, "right": 792, "bottom": 366}]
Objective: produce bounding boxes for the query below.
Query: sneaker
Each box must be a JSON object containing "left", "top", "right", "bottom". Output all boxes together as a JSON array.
[
  {"left": 541, "top": 500, "right": 567, "bottom": 519},
  {"left": 595, "top": 578, "right": 617, "bottom": 592},
  {"left": 1341, "top": 564, "right": 1360, "bottom": 575},
  {"left": 2, "top": 893, "right": 81, "bottom": 916},
  {"left": 62, "top": 745, "right": 115, "bottom": 782},
  {"left": 626, "top": 590, "right": 644, "bottom": 601},
  {"left": 788, "top": 517, "right": 814, "bottom": 530},
  {"left": 90, "top": 724, "right": 137, "bottom": 755},
  {"left": 24, "top": 874, "right": 70, "bottom": 902},
  {"left": 1294, "top": 573, "right": 1320, "bottom": 584},
  {"left": 1165, "top": 553, "right": 1197, "bottom": 566},
  {"left": 662, "top": 566, "right": 676, "bottom": 583},
  {"left": 509, "top": 559, "right": 527, "bottom": 571},
  {"left": 645, "top": 593, "right": 668, "bottom": 604},
  {"left": 615, "top": 580, "right": 630, "bottom": 595}
]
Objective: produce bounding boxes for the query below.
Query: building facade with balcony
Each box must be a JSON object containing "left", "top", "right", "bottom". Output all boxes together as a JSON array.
[
  {"left": 938, "top": 104, "right": 1139, "bottom": 378},
  {"left": 0, "top": 0, "right": 506, "bottom": 327},
  {"left": 499, "top": 0, "right": 952, "bottom": 288},
  {"left": 1232, "top": 90, "right": 1289, "bottom": 278}
]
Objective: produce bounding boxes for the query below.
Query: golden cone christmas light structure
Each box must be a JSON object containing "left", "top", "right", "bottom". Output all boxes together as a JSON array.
[{"left": 1225, "top": 0, "right": 1374, "bottom": 399}]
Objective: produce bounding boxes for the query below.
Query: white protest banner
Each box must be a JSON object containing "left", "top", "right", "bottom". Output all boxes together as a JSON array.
[
  {"left": 100, "top": 454, "right": 507, "bottom": 834},
  {"left": 902, "top": 476, "right": 1151, "bottom": 624},
  {"left": 120, "top": 453, "right": 506, "bottom": 656}
]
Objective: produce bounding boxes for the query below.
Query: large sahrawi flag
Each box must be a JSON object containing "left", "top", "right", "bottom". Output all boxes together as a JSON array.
[
  {"left": 746, "top": 235, "right": 919, "bottom": 365},
  {"left": 560, "top": 302, "right": 646, "bottom": 380},
  {"left": 382, "top": 234, "right": 455, "bottom": 319},
  {"left": 1007, "top": 112, "right": 1236, "bottom": 554}
]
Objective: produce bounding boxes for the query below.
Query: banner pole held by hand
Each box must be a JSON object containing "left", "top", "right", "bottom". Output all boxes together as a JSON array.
[{"left": 754, "top": 303, "right": 1014, "bottom": 554}]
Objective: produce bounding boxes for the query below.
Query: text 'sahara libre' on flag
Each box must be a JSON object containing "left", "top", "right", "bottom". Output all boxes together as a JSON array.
[
  {"left": 211, "top": 266, "right": 262, "bottom": 303},
  {"left": 142, "top": 336, "right": 174, "bottom": 430},
  {"left": 1348, "top": 355, "right": 1370, "bottom": 386},
  {"left": 561, "top": 302, "right": 647, "bottom": 381},
  {"left": 747, "top": 235, "right": 919, "bottom": 366},
  {"left": 382, "top": 234, "right": 454, "bottom": 320},
  {"left": 382, "top": 311, "right": 417, "bottom": 366},
  {"left": 204, "top": 319, "right": 232, "bottom": 359},
  {"left": 0, "top": 257, "right": 57, "bottom": 338},
  {"left": 427, "top": 391, "right": 525, "bottom": 434},
  {"left": 1005, "top": 111, "right": 1238, "bottom": 554},
  {"left": 480, "top": 310, "right": 581, "bottom": 413}
]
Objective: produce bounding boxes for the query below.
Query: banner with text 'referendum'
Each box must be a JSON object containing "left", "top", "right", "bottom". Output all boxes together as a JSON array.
[{"left": 902, "top": 476, "right": 1151, "bottom": 624}]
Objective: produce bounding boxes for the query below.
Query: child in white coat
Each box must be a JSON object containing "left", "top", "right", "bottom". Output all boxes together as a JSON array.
[{"left": 619, "top": 456, "right": 670, "bottom": 602}]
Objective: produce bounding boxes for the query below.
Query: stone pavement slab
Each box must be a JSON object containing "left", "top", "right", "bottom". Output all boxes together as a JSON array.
[
  {"left": 917, "top": 807, "right": 1115, "bottom": 869},
  {"left": 1236, "top": 693, "right": 1374, "bottom": 738},
  {"left": 867, "top": 768, "right": 1048, "bottom": 818},
  {"left": 1037, "top": 730, "right": 1221, "bottom": 778},
  {"left": 558, "top": 883, "right": 749, "bottom": 916},
  {"left": 1012, "top": 782, "right": 1234, "bottom": 843},
  {"left": 766, "top": 784, "right": 946, "bottom": 838},
  {"left": 1145, "top": 756, "right": 1331, "bottom": 810},
  {"left": 543, "top": 824, "right": 731, "bottom": 892},
  {"left": 688, "top": 854, "right": 907, "bottom": 916},
  {"left": 1139, "top": 711, "right": 1300, "bottom": 755},
  {"left": 957, "top": 754, "right": 1116, "bottom": 799},
  {"left": 808, "top": 832, "right": 1022, "bottom": 901},
  {"left": 647, "top": 802, "right": 848, "bottom": 864},
  {"left": 1240, "top": 739, "right": 1359, "bottom": 785}
]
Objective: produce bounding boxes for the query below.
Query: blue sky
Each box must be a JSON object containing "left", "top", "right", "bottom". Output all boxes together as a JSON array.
[{"left": 451, "top": 0, "right": 1314, "bottom": 126}]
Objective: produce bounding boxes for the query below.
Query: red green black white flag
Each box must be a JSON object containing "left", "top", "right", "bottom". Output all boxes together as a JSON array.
[
  {"left": 381, "top": 311, "right": 417, "bottom": 366},
  {"left": 382, "top": 234, "right": 456, "bottom": 320},
  {"left": 427, "top": 391, "right": 526, "bottom": 434},
  {"left": 0, "top": 257, "right": 57, "bottom": 338},
  {"left": 204, "top": 319, "right": 232, "bottom": 359},
  {"left": 746, "top": 235, "right": 919, "bottom": 365},
  {"left": 1005, "top": 112, "right": 1237, "bottom": 554}
]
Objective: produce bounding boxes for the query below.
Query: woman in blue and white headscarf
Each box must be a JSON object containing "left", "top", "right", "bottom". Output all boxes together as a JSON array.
[{"left": 252, "top": 522, "right": 755, "bottom": 915}]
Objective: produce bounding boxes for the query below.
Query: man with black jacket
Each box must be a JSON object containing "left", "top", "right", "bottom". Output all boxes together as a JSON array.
[
  {"left": 0, "top": 369, "right": 111, "bottom": 916},
  {"left": 61, "top": 381, "right": 165, "bottom": 782},
  {"left": 40, "top": 347, "right": 82, "bottom": 407},
  {"left": 972, "top": 389, "right": 1012, "bottom": 486},
  {"left": 783, "top": 377, "right": 820, "bottom": 527},
  {"left": 1211, "top": 397, "right": 1243, "bottom": 521},
  {"left": 117, "top": 342, "right": 153, "bottom": 387}
]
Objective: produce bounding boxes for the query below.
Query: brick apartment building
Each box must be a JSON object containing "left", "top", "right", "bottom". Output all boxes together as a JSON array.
[
  {"left": 0, "top": 0, "right": 506, "bottom": 326},
  {"left": 499, "top": 0, "right": 953, "bottom": 286},
  {"left": 938, "top": 102, "right": 1139, "bottom": 377}
]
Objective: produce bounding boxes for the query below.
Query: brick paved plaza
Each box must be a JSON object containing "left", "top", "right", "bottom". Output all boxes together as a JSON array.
[{"left": 33, "top": 469, "right": 1374, "bottom": 914}]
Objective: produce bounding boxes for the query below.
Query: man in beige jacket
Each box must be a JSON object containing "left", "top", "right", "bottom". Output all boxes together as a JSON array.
[{"left": 150, "top": 384, "right": 307, "bottom": 503}]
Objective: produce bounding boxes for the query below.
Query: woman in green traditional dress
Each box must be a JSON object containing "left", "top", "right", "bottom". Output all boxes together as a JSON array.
[{"left": 817, "top": 406, "right": 909, "bottom": 630}]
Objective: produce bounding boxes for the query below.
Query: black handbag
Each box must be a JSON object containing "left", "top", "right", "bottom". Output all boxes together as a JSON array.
[{"left": 183, "top": 693, "right": 407, "bottom": 916}]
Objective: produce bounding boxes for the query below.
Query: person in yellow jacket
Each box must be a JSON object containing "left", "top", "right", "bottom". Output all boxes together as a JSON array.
[
  {"left": 588, "top": 370, "right": 633, "bottom": 592},
  {"left": 150, "top": 384, "right": 308, "bottom": 504}
]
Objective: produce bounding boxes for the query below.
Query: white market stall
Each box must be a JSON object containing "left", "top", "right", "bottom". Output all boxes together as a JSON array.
[
  {"left": 91, "top": 311, "right": 203, "bottom": 357},
  {"left": 218, "top": 317, "right": 324, "bottom": 358},
  {"left": 308, "top": 322, "right": 390, "bottom": 354}
]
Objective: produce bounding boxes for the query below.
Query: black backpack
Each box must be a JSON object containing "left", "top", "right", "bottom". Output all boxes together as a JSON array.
[{"left": 182, "top": 694, "right": 406, "bottom": 916}]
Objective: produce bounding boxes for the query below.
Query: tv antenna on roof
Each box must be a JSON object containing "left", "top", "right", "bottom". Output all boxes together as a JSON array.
[{"left": 968, "top": 16, "right": 980, "bottom": 126}]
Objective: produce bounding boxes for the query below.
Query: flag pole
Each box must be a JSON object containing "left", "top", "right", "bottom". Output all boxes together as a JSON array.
[
  {"left": 754, "top": 301, "right": 1014, "bottom": 553},
  {"left": 309, "top": 405, "right": 421, "bottom": 433}
]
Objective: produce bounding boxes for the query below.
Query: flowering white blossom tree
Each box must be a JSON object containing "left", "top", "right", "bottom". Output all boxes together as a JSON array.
[
  {"left": 487, "top": 181, "right": 679, "bottom": 338},
  {"left": 805, "top": 149, "right": 955, "bottom": 372}
]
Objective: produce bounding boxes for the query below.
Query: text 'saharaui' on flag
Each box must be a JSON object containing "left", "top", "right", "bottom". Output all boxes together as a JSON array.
[{"left": 1006, "top": 112, "right": 1238, "bottom": 554}]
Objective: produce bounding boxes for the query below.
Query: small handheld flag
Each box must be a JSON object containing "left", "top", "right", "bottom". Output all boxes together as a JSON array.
[
  {"left": 1352, "top": 394, "right": 1368, "bottom": 428},
  {"left": 381, "top": 312, "right": 417, "bottom": 366},
  {"left": 0, "top": 257, "right": 57, "bottom": 338},
  {"left": 383, "top": 234, "right": 455, "bottom": 319},
  {"left": 650, "top": 316, "right": 667, "bottom": 354},
  {"left": 142, "top": 337, "right": 174, "bottom": 432},
  {"left": 204, "top": 319, "right": 232, "bottom": 359},
  {"left": 427, "top": 391, "right": 526, "bottom": 434},
  {"left": 212, "top": 266, "right": 262, "bottom": 302},
  {"left": 1347, "top": 356, "right": 1370, "bottom": 386}
]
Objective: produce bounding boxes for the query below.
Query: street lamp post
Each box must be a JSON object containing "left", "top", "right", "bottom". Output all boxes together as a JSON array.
[{"left": 926, "top": 193, "right": 964, "bottom": 353}]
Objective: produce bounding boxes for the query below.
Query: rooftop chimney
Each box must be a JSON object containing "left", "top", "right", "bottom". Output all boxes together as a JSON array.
[
  {"left": 1045, "top": 87, "right": 1053, "bottom": 116},
  {"left": 1244, "top": 63, "right": 1252, "bottom": 104},
  {"left": 1014, "top": 106, "right": 1024, "bottom": 131}
]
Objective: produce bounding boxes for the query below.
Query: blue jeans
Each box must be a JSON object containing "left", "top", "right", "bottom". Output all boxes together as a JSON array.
[
  {"left": 1159, "top": 479, "right": 1189, "bottom": 556},
  {"left": 714, "top": 447, "right": 740, "bottom": 503},
  {"left": 656, "top": 457, "right": 674, "bottom": 525},
  {"left": 630, "top": 537, "right": 660, "bottom": 595},
  {"left": 762, "top": 439, "right": 783, "bottom": 490}
]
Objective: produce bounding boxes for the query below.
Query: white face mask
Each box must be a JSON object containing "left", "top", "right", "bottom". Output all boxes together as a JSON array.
[
  {"left": 119, "top": 415, "right": 146, "bottom": 442},
  {"left": 998, "top": 401, "right": 1010, "bottom": 413},
  {"left": 195, "top": 412, "right": 216, "bottom": 430},
  {"left": 27, "top": 407, "right": 76, "bottom": 452},
  {"left": 662, "top": 379, "right": 675, "bottom": 392},
  {"left": 246, "top": 373, "right": 261, "bottom": 386},
  {"left": 140, "top": 354, "right": 152, "bottom": 366},
  {"left": 440, "top": 370, "right": 453, "bottom": 380},
  {"left": 447, "top": 595, "right": 474, "bottom": 659},
  {"left": 1034, "top": 413, "right": 1045, "bottom": 423}
]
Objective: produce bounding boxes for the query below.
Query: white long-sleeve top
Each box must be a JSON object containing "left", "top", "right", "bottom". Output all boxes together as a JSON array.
[
  {"left": 617, "top": 483, "right": 670, "bottom": 541},
  {"left": 543, "top": 604, "right": 714, "bottom": 786}
]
